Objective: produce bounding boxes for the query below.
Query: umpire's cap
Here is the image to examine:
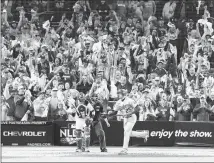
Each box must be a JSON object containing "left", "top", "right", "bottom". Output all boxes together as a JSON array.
[{"left": 78, "top": 104, "right": 86, "bottom": 112}]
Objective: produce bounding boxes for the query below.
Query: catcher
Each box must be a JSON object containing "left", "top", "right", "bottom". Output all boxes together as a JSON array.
[{"left": 74, "top": 93, "right": 93, "bottom": 152}]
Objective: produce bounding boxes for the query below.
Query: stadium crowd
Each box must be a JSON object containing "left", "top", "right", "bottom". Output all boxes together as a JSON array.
[{"left": 1, "top": 0, "right": 214, "bottom": 122}]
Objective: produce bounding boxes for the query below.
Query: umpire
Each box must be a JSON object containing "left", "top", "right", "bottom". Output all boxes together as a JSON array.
[{"left": 90, "top": 96, "right": 110, "bottom": 152}]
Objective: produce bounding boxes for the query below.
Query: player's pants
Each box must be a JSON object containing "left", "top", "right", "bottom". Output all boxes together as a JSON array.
[
  {"left": 122, "top": 114, "right": 137, "bottom": 149},
  {"left": 75, "top": 129, "right": 83, "bottom": 149},
  {"left": 75, "top": 117, "right": 90, "bottom": 150},
  {"left": 93, "top": 121, "right": 106, "bottom": 150}
]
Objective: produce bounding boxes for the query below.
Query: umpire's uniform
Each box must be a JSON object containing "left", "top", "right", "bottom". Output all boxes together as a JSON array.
[{"left": 92, "top": 102, "right": 107, "bottom": 152}]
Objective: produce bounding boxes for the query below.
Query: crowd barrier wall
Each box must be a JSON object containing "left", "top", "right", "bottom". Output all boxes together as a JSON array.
[
  {"left": 1, "top": 121, "right": 214, "bottom": 147},
  {"left": 1, "top": 121, "right": 54, "bottom": 146}
]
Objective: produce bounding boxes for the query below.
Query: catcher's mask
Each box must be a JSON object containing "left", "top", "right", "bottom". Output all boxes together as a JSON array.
[{"left": 79, "top": 92, "right": 86, "bottom": 102}]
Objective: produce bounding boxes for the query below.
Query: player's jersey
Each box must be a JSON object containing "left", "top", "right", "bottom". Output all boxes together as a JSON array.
[
  {"left": 75, "top": 104, "right": 90, "bottom": 119},
  {"left": 136, "top": 99, "right": 145, "bottom": 115},
  {"left": 114, "top": 97, "right": 136, "bottom": 117}
]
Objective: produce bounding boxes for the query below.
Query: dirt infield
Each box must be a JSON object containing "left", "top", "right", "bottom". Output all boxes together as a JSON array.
[{"left": 2, "top": 146, "right": 214, "bottom": 162}]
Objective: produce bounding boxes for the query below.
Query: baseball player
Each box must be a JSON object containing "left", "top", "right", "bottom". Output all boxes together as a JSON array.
[
  {"left": 75, "top": 93, "right": 93, "bottom": 152},
  {"left": 108, "top": 89, "right": 146, "bottom": 155},
  {"left": 90, "top": 95, "right": 110, "bottom": 152}
]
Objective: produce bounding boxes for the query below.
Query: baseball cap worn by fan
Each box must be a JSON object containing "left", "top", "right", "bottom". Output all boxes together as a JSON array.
[
  {"left": 136, "top": 18, "right": 142, "bottom": 24},
  {"left": 158, "top": 30, "right": 166, "bottom": 38},
  {"left": 52, "top": 87, "right": 58, "bottom": 92},
  {"left": 200, "top": 94, "right": 206, "bottom": 99},
  {"left": 38, "top": 90, "right": 46, "bottom": 96},
  {"left": 41, "top": 44, "right": 48, "bottom": 49},
  {"left": 28, "top": 46, "right": 34, "bottom": 51},
  {"left": 40, "top": 55, "right": 46, "bottom": 59},
  {"left": 177, "top": 95, "right": 183, "bottom": 100},
  {"left": 31, "top": 9, "right": 36, "bottom": 14},
  {"left": 11, "top": 21, "right": 17, "bottom": 25},
  {"left": 183, "top": 95, "right": 189, "bottom": 99},
  {"left": 19, "top": 68, "right": 25, "bottom": 73},
  {"left": 18, "top": 85, "right": 24, "bottom": 91},
  {"left": 23, "top": 24, "right": 30, "bottom": 30},
  {"left": 9, "top": 89, "right": 17, "bottom": 94},
  {"left": 143, "top": 88, "right": 150, "bottom": 93},
  {"left": 157, "top": 60, "right": 164, "bottom": 65},
  {"left": 97, "top": 66, "right": 104, "bottom": 73},
  {"left": 58, "top": 82, "right": 64, "bottom": 86},
  {"left": 154, "top": 76, "right": 160, "bottom": 81},
  {"left": 16, "top": 6, "right": 24, "bottom": 11},
  {"left": 4, "top": 57, "right": 10, "bottom": 62},
  {"left": 58, "top": 47, "right": 65, "bottom": 52},
  {"left": 3, "top": 68, "right": 9, "bottom": 74},
  {"left": 201, "top": 61, "right": 209, "bottom": 67},
  {"left": 31, "top": 7, "right": 38, "bottom": 13}
]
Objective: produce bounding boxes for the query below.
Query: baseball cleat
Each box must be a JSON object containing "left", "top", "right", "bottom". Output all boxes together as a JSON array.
[
  {"left": 118, "top": 149, "right": 128, "bottom": 155},
  {"left": 82, "top": 147, "right": 85, "bottom": 152},
  {"left": 84, "top": 148, "right": 90, "bottom": 152},
  {"left": 76, "top": 148, "right": 82, "bottom": 152},
  {"left": 101, "top": 148, "right": 108, "bottom": 152}
]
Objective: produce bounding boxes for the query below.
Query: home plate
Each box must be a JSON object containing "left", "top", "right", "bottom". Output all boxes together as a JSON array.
[{"left": 2, "top": 146, "right": 214, "bottom": 162}]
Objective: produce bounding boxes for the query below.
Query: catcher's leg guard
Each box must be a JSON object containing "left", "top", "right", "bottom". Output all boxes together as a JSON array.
[
  {"left": 83, "top": 126, "right": 91, "bottom": 150},
  {"left": 82, "top": 117, "right": 91, "bottom": 151},
  {"left": 85, "top": 117, "right": 92, "bottom": 127},
  {"left": 75, "top": 129, "right": 82, "bottom": 150}
]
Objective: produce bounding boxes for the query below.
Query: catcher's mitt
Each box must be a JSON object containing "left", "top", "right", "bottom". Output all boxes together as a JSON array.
[{"left": 85, "top": 117, "right": 92, "bottom": 127}]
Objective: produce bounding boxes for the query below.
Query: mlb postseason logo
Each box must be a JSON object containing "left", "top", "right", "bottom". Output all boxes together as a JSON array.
[{"left": 60, "top": 123, "right": 77, "bottom": 145}]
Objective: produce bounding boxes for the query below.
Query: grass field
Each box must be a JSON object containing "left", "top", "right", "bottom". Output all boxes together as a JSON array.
[{"left": 2, "top": 146, "right": 214, "bottom": 162}]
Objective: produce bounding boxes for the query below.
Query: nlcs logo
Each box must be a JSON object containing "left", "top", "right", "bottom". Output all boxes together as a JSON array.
[{"left": 60, "top": 123, "right": 77, "bottom": 145}]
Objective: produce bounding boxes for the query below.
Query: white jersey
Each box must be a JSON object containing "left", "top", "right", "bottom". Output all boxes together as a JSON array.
[{"left": 114, "top": 97, "right": 136, "bottom": 119}]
